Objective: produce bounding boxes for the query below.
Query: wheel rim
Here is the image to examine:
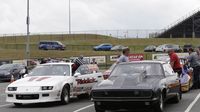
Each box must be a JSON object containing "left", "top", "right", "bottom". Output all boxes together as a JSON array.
[
  {"left": 64, "top": 90, "right": 69, "bottom": 102},
  {"left": 160, "top": 95, "right": 163, "bottom": 110},
  {"left": 64, "top": 90, "right": 69, "bottom": 103}
]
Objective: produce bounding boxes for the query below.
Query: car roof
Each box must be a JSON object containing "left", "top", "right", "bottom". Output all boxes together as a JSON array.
[
  {"left": 40, "top": 62, "right": 73, "bottom": 66},
  {"left": 118, "top": 60, "right": 166, "bottom": 65}
]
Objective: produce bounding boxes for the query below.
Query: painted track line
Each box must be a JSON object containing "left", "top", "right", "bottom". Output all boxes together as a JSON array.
[
  {"left": 73, "top": 104, "right": 94, "bottom": 112},
  {"left": 185, "top": 92, "right": 200, "bottom": 112},
  {"left": 0, "top": 104, "right": 12, "bottom": 108}
]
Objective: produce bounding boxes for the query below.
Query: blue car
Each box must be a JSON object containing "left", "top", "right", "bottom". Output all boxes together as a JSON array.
[
  {"left": 93, "top": 43, "right": 112, "bottom": 51},
  {"left": 38, "top": 41, "right": 65, "bottom": 50}
]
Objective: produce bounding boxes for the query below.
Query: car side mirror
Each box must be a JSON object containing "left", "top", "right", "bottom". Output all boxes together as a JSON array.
[{"left": 74, "top": 72, "right": 81, "bottom": 77}]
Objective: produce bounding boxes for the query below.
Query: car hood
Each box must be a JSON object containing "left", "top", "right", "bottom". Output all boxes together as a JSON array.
[
  {"left": 8, "top": 76, "right": 70, "bottom": 87},
  {"left": 94, "top": 75, "right": 163, "bottom": 90},
  {"left": 0, "top": 69, "right": 10, "bottom": 74}
]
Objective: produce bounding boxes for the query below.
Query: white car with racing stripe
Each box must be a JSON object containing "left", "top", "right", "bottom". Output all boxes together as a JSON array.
[{"left": 5, "top": 62, "right": 103, "bottom": 106}]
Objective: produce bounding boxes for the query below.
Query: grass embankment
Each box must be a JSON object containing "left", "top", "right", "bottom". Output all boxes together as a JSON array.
[{"left": 0, "top": 34, "right": 199, "bottom": 60}]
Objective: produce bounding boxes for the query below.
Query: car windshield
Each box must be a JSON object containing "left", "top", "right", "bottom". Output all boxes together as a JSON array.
[
  {"left": 0, "top": 64, "right": 14, "bottom": 70},
  {"left": 110, "top": 63, "right": 163, "bottom": 78},
  {"left": 29, "top": 65, "right": 70, "bottom": 76},
  {"left": 57, "top": 41, "right": 63, "bottom": 45}
]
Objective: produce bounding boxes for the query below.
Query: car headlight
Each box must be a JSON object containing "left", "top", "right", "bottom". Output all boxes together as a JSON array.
[
  {"left": 41, "top": 86, "right": 53, "bottom": 90},
  {"left": 8, "top": 87, "right": 17, "bottom": 91}
]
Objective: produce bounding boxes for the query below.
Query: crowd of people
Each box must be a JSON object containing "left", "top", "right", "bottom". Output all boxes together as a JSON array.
[{"left": 167, "top": 47, "right": 200, "bottom": 90}]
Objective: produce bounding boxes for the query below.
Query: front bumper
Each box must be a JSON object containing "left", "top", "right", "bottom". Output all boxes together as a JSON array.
[
  {"left": 0, "top": 75, "right": 11, "bottom": 81},
  {"left": 92, "top": 98, "right": 159, "bottom": 110},
  {"left": 6, "top": 90, "right": 61, "bottom": 104}
]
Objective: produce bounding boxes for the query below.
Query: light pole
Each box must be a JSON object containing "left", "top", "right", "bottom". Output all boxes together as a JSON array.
[
  {"left": 69, "top": 0, "right": 71, "bottom": 34},
  {"left": 25, "top": 0, "right": 30, "bottom": 62}
]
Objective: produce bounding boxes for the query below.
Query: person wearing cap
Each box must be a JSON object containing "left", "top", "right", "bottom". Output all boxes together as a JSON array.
[
  {"left": 168, "top": 49, "right": 182, "bottom": 76},
  {"left": 116, "top": 48, "right": 130, "bottom": 64},
  {"left": 185, "top": 47, "right": 200, "bottom": 89}
]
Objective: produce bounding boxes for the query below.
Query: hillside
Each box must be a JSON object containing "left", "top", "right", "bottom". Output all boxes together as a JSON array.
[{"left": 0, "top": 34, "right": 199, "bottom": 59}]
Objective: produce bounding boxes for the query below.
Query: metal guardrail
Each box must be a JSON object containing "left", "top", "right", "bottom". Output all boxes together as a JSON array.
[{"left": 0, "top": 29, "right": 163, "bottom": 39}]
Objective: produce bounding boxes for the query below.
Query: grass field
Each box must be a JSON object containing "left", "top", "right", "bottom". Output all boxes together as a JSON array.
[{"left": 0, "top": 34, "right": 199, "bottom": 60}]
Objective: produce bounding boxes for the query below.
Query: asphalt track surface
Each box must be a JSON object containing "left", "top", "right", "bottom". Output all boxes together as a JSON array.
[{"left": 1, "top": 82, "right": 200, "bottom": 112}]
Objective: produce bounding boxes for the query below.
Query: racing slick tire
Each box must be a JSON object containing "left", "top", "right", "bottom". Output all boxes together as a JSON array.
[
  {"left": 94, "top": 102, "right": 105, "bottom": 112},
  {"left": 14, "top": 103, "right": 22, "bottom": 107},
  {"left": 154, "top": 94, "right": 164, "bottom": 112},
  {"left": 60, "top": 85, "right": 70, "bottom": 105}
]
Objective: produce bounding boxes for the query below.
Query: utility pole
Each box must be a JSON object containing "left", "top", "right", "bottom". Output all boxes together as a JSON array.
[
  {"left": 69, "top": 0, "right": 71, "bottom": 34},
  {"left": 25, "top": 0, "right": 30, "bottom": 64}
]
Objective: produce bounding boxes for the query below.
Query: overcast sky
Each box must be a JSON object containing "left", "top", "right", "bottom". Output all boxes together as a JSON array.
[{"left": 0, "top": 0, "right": 200, "bottom": 34}]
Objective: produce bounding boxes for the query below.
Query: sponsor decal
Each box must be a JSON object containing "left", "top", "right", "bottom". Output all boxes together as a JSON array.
[
  {"left": 128, "top": 54, "right": 144, "bottom": 61},
  {"left": 110, "top": 55, "right": 119, "bottom": 62},
  {"left": 76, "top": 78, "right": 97, "bottom": 85}
]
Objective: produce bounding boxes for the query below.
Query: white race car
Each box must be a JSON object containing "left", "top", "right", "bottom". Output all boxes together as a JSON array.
[{"left": 5, "top": 63, "right": 103, "bottom": 106}]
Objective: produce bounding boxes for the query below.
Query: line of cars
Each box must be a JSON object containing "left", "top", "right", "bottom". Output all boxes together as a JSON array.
[
  {"left": 4, "top": 60, "right": 182, "bottom": 112},
  {"left": 93, "top": 43, "right": 127, "bottom": 51},
  {"left": 144, "top": 44, "right": 193, "bottom": 53}
]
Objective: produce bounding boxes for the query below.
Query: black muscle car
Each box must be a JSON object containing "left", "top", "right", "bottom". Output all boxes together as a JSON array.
[{"left": 91, "top": 61, "right": 182, "bottom": 112}]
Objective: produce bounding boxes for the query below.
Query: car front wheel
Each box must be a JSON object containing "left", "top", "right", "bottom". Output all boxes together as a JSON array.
[
  {"left": 154, "top": 94, "right": 164, "bottom": 112},
  {"left": 60, "top": 86, "right": 70, "bottom": 104}
]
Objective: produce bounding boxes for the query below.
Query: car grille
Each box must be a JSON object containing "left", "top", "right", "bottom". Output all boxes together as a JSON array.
[
  {"left": 16, "top": 94, "right": 39, "bottom": 100},
  {"left": 92, "top": 90, "right": 152, "bottom": 98}
]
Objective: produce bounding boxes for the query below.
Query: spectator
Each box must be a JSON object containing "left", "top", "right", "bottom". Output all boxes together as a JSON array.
[
  {"left": 117, "top": 48, "right": 130, "bottom": 64},
  {"left": 168, "top": 49, "right": 182, "bottom": 76},
  {"left": 91, "top": 58, "right": 97, "bottom": 64},
  {"left": 185, "top": 47, "right": 200, "bottom": 89}
]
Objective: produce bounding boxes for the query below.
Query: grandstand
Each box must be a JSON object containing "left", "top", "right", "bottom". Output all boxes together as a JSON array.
[{"left": 157, "top": 9, "right": 200, "bottom": 38}]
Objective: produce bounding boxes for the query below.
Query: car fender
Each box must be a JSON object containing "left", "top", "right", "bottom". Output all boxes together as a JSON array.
[{"left": 59, "top": 77, "right": 75, "bottom": 93}]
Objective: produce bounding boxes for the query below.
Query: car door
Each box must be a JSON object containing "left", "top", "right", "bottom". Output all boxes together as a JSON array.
[
  {"left": 163, "top": 64, "right": 180, "bottom": 96},
  {"left": 74, "top": 65, "right": 95, "bottom": 94}
]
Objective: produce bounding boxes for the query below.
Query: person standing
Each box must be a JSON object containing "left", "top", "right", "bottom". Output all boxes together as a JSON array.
[
  {"left": 186, "top": 48, "right": 200, "bottom": 89},
  {"left": 116, "top": 48, "right": 130, "bottom": 64},
  {"left": 168, "top": 49, "right": 182, "bottom": 75}
]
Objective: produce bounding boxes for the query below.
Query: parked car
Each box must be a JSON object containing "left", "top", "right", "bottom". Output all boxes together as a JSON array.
[
  {"left": 93, "top": 43, "right": 112, "bottom": 51},
  {"left": 144, "top": 45, "right": 157, "bottom": 52},
  {"left": 38, "top": 41, "right": 65, "bottom": 50},
  {"left": 6, "top": 63, "right": 103, "bottom": 106},
  {"left": 111, "top": 45, "right": 127, "bottom": 51},
  {"left": 91, "top": 61, "right": 181, "bottom": 112},
  {"left": 0, "top": 64, "right": 27, "bottom": 82},
  {"left": 183, "top": 44, "right": 193, "bottom": 52},
  {"left": 155, "top": 44, "right": 182, "bottom": 52}
]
